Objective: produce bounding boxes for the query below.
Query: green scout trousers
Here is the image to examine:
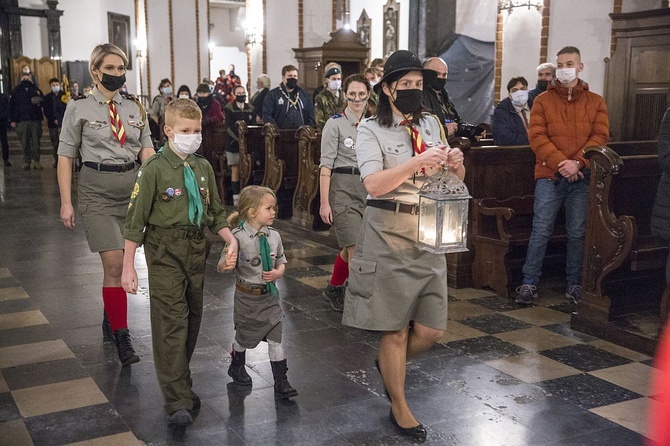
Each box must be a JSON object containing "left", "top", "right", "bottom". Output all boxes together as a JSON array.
[
  {"left": 143, "top": 226, "right": 211, "bottom": 414},
  {"left": 15, "top": 120, "right": 42, "bottom": 163}
]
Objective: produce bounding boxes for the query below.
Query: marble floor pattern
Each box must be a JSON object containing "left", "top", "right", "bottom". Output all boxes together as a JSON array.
[{"left": 0, "top": 158, "right": 657, "bottom": 445}]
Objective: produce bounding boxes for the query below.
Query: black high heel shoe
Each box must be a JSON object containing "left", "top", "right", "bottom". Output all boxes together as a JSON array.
[{"left": 389, "top": 409, "right": 427, "bottom": 442}]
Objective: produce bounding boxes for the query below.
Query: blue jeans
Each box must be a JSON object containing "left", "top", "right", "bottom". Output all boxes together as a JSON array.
[{"left": 522, "top": 173, "right": 590, "bottom": 288}]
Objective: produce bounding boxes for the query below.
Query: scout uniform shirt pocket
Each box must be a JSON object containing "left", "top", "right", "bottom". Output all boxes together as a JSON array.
[
  {"left": 124, "top": 115, "right": 145, "bottom": 143},
  {"left": 87, "top": 120, "right": 109, "bottom": 131},
  {"left": 382, "top": 143, "right": 410, "bottom": 168}
]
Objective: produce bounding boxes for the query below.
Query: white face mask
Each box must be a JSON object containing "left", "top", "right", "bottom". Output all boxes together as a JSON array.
[
  {"left": 328, "top": 79, "right": 342, "bottom": 91},
  {"left": 510, "top": 89, "right": 528, "bottom": 108},
  {"left": 171, "top": 132, "right": 202, "bottom": 156},
  {"left": 178, "top": 94, "right": 190, "bottom": 99},
  {"left": 556, "top": 67, "right": 577, "bottom": 84}
]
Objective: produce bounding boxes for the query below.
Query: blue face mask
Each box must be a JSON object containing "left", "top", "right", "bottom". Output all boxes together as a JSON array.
[
  {"left": 51, "top": 86, "right": 60, "bottom": 94},
  {"left": 162, "top": 86, "right": 172, "bottom": 95}
]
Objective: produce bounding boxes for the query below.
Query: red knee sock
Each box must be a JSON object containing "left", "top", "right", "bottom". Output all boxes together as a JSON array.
[
  {"left": 330, "top": 254, "right": 349, "bottom": 287},
  {"left": 102, "top": 287, "right": 128, "bottom": 333}
]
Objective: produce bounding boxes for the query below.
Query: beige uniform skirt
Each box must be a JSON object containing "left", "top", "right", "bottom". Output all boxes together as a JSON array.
[
  {"left": 78, "top": 166, "right": 138, "bottom": 253},
  {"left": 342, "top": 206, "right": 449, "bottom": 331},
  {"left": 330, "top": 172, "right": 367, "bottom": 248},
  {"left": 233, "top": 289, "right": 283, "bottom": 348}
]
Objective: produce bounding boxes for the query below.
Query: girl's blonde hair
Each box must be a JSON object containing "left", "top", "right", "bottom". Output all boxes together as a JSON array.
[
  {"left": 227, "top": 186, "right": 277, "bottom": 228},
  {"left": 89, "top": 43, "right": 128, "bottom": 81}
]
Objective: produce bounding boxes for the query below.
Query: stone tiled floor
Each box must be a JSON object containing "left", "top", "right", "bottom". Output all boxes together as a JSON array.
[{"left": 0, "top": 159, "right": 657, "bottom": 445}]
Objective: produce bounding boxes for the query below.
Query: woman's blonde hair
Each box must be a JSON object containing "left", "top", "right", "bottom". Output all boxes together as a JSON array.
[
  {"left": 89, "top": 43, "right": 128, "bottom": 81},
  {"left": 227, "top": 186, "right": 277, "bottom": 228}
]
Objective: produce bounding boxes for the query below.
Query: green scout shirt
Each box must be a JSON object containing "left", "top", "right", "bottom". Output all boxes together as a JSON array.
[
  {"left": 314, "top": 89, "right": 345, "bottom": 131},
  {"left": 124, "top": 145, "right": 227, "bottom": 243}
]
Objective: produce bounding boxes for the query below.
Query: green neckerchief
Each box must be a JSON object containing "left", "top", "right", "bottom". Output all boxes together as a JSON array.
[
  {"left": 183, "top": 161, "right": 203, "bottom": 226},
  {"left": 240, "top": 220, "right": 278, "bottom": 297},
  {"left": 158, "top": 147, "right": 203, "bottom": 226}
]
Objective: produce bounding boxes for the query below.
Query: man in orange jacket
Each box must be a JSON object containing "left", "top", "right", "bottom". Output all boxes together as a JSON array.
[{"left": 515, "top": 46, "right": 609, "bottom": 305}]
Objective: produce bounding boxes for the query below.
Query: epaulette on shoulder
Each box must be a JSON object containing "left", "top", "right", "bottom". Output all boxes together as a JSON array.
[
  {"left": 193, "top": 152, "right": 206, "bottom": 159},
  {"left": 232, "top": 226, "right": 243, "bottom": 235},
  {"left": 331, "top": 113, "right": 343, "bottom": 119},
  {"left": 140, "top": 153, "right": 161, "bottom": 167},
  {"left": 73, "top": 94, "right": 89, "bottom": 101},
  {"left": 267, "top": 226, "right": 279, "bottom": 234}
]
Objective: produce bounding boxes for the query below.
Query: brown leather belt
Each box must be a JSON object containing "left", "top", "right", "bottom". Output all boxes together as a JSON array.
[
  {"left": 236, "top": 281, "right": 268, "bottom": 295},
  {"left": 367, "top": 199, "right": 419, "bottom": 215}
]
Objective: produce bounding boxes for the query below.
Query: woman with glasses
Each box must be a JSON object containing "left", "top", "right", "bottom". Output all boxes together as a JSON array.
[{"left": 318, "top": 74, "right": 372, "bottom": 311}]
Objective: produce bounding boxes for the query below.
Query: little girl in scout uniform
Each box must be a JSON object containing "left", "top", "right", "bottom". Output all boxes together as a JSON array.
[{"left": 218, "top": 185, "right": 298, "bottom": 399}]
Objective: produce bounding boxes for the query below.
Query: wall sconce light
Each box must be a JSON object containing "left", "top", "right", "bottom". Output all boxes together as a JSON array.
[
  {"left": 133, "top": 38, "right": 147, "bottom": 58},
  {"left": 498, "top": 0, "right": 542, "bottom": 13},
  {"left": 244, "top": 28, "right": 262, "bottom": 46},
  {"left": 208, "top": 41, "right": 215, "bottom": 60}
]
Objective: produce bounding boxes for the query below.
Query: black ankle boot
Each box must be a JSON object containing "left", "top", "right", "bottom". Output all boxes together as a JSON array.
[
  {"left": 112, "top": 328, "right": 140, "bottom": 367},
  {"left": 228, "top": 349, "right": 252, "bottom": 386},
  {"left": 270, "top": 359, "right": 298, "bottom": 399},
  {"left": 102, "top": 311, "right": 112, "bottom": 341}
]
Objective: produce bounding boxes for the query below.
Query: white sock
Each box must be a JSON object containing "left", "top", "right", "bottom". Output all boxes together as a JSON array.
[{"left": 268, "top": 340, "right": 284, "bottom": 361}]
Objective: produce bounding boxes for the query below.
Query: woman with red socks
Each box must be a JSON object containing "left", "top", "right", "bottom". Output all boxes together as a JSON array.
[
  {"left": 319, "top": 74, "right": 372, "bottom": 312},
  {"left": 57, "top": 44, "right": 154, "bottom": 366}
]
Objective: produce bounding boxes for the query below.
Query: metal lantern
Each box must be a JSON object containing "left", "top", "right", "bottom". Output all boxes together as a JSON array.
[{"left": 417, "top": 168, "right": 471, "bottom": 253}]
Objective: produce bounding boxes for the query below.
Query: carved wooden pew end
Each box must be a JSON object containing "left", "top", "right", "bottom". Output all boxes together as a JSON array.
[{"left": 578, "top": 146, "right": 667, "bottom": 325}]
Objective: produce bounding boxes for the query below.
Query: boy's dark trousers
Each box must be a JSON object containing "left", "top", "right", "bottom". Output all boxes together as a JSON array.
[{"left": 143, "top": 226, "right": 210, "bottom": 414}]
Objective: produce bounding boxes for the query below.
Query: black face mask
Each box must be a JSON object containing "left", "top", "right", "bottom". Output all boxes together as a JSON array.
[
  {"left": 235, "top": 95, "right": 247, "bottom": 103},
  {"left": 20, "top": 80, "right": 32, "bottom": 88},
  {"left": 99, "top": 72, "right": 126, "bottom": 92},
  {"left": 430, "top": 77, "right": 447, "bottom": 91},
  {"left": 536, "top": 79, "right": 549, "bottom": 92},
  {"left": 285, "top": 78, "right": 298, "bottom": 90},
  {"left": 393, "top": 89, "right": 423, "bottom": 115},
  {"left": 198, "top": 95, "right": 212, "bottom": 105}
]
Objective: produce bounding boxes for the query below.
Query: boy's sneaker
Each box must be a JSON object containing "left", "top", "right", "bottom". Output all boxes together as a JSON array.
[
  {"left": 566, "top": 285, "right": 581, "bottom": 304},
  {"left": 322, "top": 282, "right": 344, "bottom": 312},
  {"left": 515, "top": 284, "right": 537, "bottom": 305}
]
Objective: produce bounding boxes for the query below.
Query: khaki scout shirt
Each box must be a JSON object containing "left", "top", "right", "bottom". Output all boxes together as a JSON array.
[
  {"left": 59, "top": 88, "right": 153, "bottom": 164},
  {"left": 315, "top": 88, "right": 345, "bottom": 131},
  {"left": 319, "top": 106, "right": 361, "bottom": 170},
  {"left": 123, "top": 146, "right": 227, "bottom": 243},
  {"left": 233, "top": 221, "right": 287, "bottom": 286},
  {"left": 356, "top": 112, "right": 446, "bottom": 204}
]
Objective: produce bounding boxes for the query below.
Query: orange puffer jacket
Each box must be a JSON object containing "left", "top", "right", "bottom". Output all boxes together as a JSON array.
[{"left": 528, "top": 80, "right": 609, "bottom": 180}]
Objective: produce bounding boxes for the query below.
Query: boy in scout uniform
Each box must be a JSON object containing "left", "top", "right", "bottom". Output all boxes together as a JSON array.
[{"left": 122, "top": 99, "right": 238, "bottom": 427}]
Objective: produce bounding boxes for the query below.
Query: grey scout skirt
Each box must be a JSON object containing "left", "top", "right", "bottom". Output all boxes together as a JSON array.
[
  {"left": 78, "top": 166, "right": 138, "bottom": 253},
  {"left": 329, "top": 172, "right": 367, "bottom": 248},
  {"left": 234, "top": 289, "right": 283, "bottom": 349},
  {"left": 342, "top": 206, "right": 449, "bottom": 332}
]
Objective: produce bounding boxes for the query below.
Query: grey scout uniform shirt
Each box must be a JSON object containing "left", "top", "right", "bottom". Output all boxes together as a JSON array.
[
  {"left": 356, "top": 112, "right": 446, "bottom": 204},
  {"left": 124, "top": 147, "right": 228, "bottom": 243},
  {"left": 233, "top": 221, "right": 287, "bottom": 286},
  {"left": 59, "top": 88, "right": 152, "bottom": 163},
  {"left": 319, "top": 106, "right": 361, "bottom": 170}
]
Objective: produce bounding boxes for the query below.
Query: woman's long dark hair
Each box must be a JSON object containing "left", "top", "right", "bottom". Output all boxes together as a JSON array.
[{"left": 376, "top": 70, "right": 428, "bottom": 128}]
